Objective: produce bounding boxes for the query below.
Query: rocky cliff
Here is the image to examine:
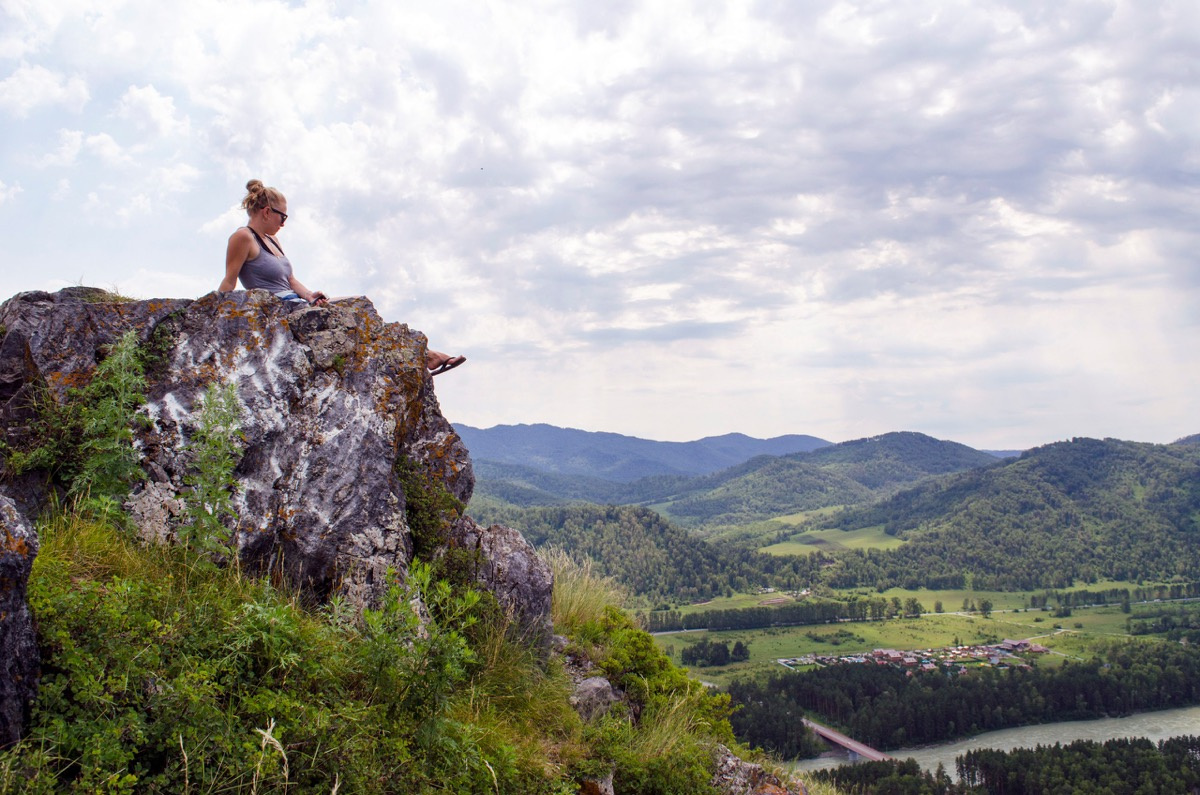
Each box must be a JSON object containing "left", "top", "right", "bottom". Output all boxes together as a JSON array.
[{"left": 0, "top": 287, "right": 551, "bottom": 741}]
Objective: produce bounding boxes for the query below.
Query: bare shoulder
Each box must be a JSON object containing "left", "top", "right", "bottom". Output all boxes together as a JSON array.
[{"left": 227, "top": 226, "right": 257, "bottom": 257}]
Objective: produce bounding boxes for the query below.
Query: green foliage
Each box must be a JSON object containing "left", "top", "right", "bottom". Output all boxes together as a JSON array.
[
  {"left": 359, "top": 563, "right": 479, "bottom": 728},
  {"left": 3, "top": 330, "right": 147, "bottom": 521},
  {"left": 70, "top": 330, "right": 148, "bottom": 507},
  {"left": 0, "top": 503, "right": 753, "bottom": 794},
  {"left": 729, "top": 639, "right": 1200, "bottom": 754},
  {"left": 181, "top": 380, "right": 243, "bottom": 554},
  {"left": 396, "top": 456, "right": 465, "bottom": 559},
  {"left": 2, "top": 510, "right": 562, "bottom": 793},
  {"left": 568, "top": 606, "right": 738, "bottom": 794}
]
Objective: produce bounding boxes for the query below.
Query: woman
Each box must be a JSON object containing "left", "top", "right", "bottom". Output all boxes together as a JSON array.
[{"left": 220, "top": 180, "right": 466, "bottom": 375}]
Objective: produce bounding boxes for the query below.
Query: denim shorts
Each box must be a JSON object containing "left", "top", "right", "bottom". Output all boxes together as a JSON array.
[{"left": 273, "top": 290, "right": 309, "bottom": 305}]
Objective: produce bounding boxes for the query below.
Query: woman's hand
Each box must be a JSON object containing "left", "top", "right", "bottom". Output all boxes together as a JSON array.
[{"left": 308, "top": 291, "right": 328, "bottom": 305}]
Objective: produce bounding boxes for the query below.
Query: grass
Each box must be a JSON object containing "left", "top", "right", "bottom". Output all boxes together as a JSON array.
[
  {"left": 10, "top": 508, "right": 782, "bottom": 793},
  {"left": 653, "top": 602, "right": 1162, "bottom": 690},
  {"left": 760, "top": 525, "right": 905, "bottom": 556}
]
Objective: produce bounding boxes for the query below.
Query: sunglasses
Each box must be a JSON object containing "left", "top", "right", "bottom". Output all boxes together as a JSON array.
[{"left": 269, "top": 207, "right": 288, "bottom": 223}]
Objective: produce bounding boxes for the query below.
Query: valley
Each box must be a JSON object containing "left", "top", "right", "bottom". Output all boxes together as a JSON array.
[{"left": 463, "top": 422, "right": 1200, "bottom": 786}]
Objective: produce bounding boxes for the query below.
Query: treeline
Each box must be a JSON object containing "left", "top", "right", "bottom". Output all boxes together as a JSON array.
[
  {"left": 810, "top": 737, "right": 1200, "bottom": 795},
  {"left": 679, "top": 639, "right": 749, "bottom": 667},
  {"left": 647, "top": 594, "right": 928, "bottom": 632},
  {"left": 1030, "top": 581, "right": 1200, "bottom": 609},
  {"left": 467, "top": 502, "right": 824, "bottom": 602},
  {"left": 1129, "top": 603, "right": 1200, "bottom": 643},
  {"left": 728, "top": 641, "right": 1200, "bottom": 754}
]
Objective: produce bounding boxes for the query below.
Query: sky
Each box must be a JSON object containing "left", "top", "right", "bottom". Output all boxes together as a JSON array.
[{"left": 2, "top": 0, "right": 1197, "bottom": 450}]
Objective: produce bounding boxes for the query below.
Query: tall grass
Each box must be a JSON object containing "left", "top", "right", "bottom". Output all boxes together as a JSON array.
[{"left": 543, "top": 546, "right": 628, "bottom": 633}]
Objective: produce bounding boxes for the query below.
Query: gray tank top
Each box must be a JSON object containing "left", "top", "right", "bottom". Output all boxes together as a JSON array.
[{"left": 239, "top": 227, "right": 294, "bottom": 292}]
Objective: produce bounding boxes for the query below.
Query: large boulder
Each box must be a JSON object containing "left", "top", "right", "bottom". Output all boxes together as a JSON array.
[
  {"left": 0, "top": 495, "right": 38, "bottom": 748},
  {"left": 451, "top": 516, "right": 553, "bottom": 643},
  {"left": 0, "top": 288, "right": 543, "bottom": 622}
]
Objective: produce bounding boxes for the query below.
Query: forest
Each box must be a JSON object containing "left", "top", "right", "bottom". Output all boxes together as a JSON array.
[
  {"left": 727, "top": 640, "right": 1200, "bottom": 755},
  {"left": 473, "top": 437, "right": 1200, "bottom": 600},
  {"left": 467, "top": 502, "right": 823, "bottom": 602}
]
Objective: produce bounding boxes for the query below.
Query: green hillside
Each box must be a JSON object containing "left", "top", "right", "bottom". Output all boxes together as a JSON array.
[
  {"left": 475, "top": 431, "right": 1002, "bottom": 528},
  {"left": 812, "top": 437, "right": 1200, "bottom": 590},
  {"left": 468, "top": 502, "right": 821, "bottom": 604}
]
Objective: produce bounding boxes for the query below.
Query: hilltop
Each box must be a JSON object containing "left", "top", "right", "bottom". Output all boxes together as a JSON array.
[{"left": 454, "top": 422, "right": 830, "bottom": 481}]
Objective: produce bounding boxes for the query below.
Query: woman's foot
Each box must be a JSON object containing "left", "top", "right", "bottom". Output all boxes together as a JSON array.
[{"left": 429, "top": 354, "right": 466, "bottom": 376}]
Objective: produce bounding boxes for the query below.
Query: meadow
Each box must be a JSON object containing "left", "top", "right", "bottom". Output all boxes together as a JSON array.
[{"left": 654, "top": 601, "right": 1142, "bottom": 689}]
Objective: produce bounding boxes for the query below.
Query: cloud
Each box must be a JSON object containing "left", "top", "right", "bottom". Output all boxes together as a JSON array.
[
  {"left": 115, "top": 84, "right": 188, "bottom": 137},
  {"left": 0, "top": 0, "right": 1196, "bottom": 448},
  {"left": 0, "top": 179, "right": 21, "bottom": 205},
  {"left": 0, "top": 62, "right": 88, "bottom": 117}
]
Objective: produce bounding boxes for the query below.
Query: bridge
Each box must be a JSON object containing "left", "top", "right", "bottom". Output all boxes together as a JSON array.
[{"left": 802, "top": 718, "right": 893, "bottom": 763}]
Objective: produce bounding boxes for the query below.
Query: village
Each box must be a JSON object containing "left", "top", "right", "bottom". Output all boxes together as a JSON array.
[{"left": 779, "top": 638, "right": 1051, "bottom": 674}]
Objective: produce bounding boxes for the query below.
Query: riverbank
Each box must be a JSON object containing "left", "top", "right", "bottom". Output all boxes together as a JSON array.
[{"left": 793, "top": 704, "right": 1200, "bottom": 776}]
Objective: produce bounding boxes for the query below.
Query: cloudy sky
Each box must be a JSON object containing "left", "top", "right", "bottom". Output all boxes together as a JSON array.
[{"left": 2, "top": 0, "right": 1197, "bottom": 450}]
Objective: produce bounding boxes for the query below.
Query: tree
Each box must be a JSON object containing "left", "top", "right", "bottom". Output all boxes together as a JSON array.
[{"left": 979, "top": 599, "right": 993, "bottom": 618}]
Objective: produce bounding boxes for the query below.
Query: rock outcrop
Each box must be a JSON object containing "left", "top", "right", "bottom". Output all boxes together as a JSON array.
[
  {"left": 0, "top": 495, "right": 38, "bottom": 748},
  {"left": 0, "top": 287, "right": 553, "bottom": 740},
  {"left": 710, "top": 745, "right": 808, "bottom": 795}
]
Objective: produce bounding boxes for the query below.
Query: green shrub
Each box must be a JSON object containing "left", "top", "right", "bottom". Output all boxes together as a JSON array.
[
  {"left": 181, "top": 380, "right": 243, "bottom": 555},
  {"left": 2, "top": 330, "right": 147, "bottom": 521}
]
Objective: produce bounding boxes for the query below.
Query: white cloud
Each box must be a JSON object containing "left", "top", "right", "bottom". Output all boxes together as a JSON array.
[
  {"left": 0, "top": 62, "right": 88, "bottom": 117},
  {"left": 0, "top": 0, "right": 1196, "bottom": 448},
  {"left": 115, "top": 84, "right": 188, "bottom": 137},
  {"left": 0, "top": 178, "right": 21, "bottom": 205}
]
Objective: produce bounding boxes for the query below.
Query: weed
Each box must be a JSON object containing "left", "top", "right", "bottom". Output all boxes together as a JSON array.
[{"left": 181, "top": 380, "right": 243, "bottom": 555}]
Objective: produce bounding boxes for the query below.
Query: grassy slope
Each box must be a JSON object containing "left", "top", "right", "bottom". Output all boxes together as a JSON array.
[{"left": 0, "top": 509, "right": 829, "bottom": 794}]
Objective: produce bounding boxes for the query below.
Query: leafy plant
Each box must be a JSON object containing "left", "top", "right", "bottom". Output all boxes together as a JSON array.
[
  {"left": 181, "top": 380, "right": 243, "bottom": 554},
  {"left": 2, "top": 329, "right": 148, "bottom": 521}
]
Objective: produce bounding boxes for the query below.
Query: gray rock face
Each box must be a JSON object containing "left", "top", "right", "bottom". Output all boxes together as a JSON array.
[
  {"left": 0, "top": 495, "right": 39, "bottom": 748},
  {"left": 0, "top": 288, "right": 545, "bottom": 623},
  {"left": 570, "top": 675, "right": 620, "bottom": 723},
  {"left": 450, "top": 516, "right": 553, "bottom": 643},
  {"left": 710, "top": 744, "right": 808, "bottom": 795}
]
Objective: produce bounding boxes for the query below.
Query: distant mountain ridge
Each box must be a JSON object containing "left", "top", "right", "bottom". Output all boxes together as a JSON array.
[
  {"left": 453, "top": 423, "right": 830, "bottom": 482},
  {"left": 467, "top": 427, "right": 1006, "bottom": 533}
]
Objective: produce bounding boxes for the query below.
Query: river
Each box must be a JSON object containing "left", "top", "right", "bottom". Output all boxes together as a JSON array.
[{"left": 792, "top": 705, "right": 1200, "bottom": 776}]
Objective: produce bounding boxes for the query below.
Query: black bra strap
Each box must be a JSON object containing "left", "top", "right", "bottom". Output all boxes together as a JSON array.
[{"left": 247, "top": 226, "right": 285, "bottom": 256}]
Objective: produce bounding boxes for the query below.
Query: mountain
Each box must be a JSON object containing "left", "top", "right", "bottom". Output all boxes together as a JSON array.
[
  {"left": 813, "top": 437, "right": 1200, "bottom": 590},
  {"left": 471, "top": 430, "right": 1006, "bottom": 539},
  {"left": 453, "top": 423, "right": 830, "bottom": 482},
  {"left": 637, "top": 431, "right": 1004, "bottom": 527}
]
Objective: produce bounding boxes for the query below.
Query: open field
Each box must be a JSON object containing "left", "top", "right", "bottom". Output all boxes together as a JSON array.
[
  {"left": 653, "top": 602, "right": 1155, "bottom": 689},
  {"left": 760, "top": 524, "right": 905, "bottom": 556}
]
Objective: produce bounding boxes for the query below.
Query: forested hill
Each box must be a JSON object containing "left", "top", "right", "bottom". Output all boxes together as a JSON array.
[
  {"left": 453, "top": 423, "right": 829, "bottom": 481},
  {"left": 467, "top": 502, "right": 819, "bottom": 602},
  {"left": 815, "top": 437, "right": 1200, "bottom": 590},
  {"left": 794, "top": 431, "right": 1001, "bottom": 486},
  {"left": 471, "top": 430, "right": 1003, "bottom": 526},
  {"left": 643, "top": 431, "right": 1002, "bottom": 526}
]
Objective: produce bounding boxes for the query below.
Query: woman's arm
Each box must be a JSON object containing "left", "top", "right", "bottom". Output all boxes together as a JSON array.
[{"left": 220, "top": 229, "right": 253, "bottom": 291}]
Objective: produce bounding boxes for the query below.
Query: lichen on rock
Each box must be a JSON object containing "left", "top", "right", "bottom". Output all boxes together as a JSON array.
[
  {"left": 0, "top": 494, "right": 38, "bottom": 749},
  {"left": 0, "top": 288, "right": 546, "bottom": 623}
]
